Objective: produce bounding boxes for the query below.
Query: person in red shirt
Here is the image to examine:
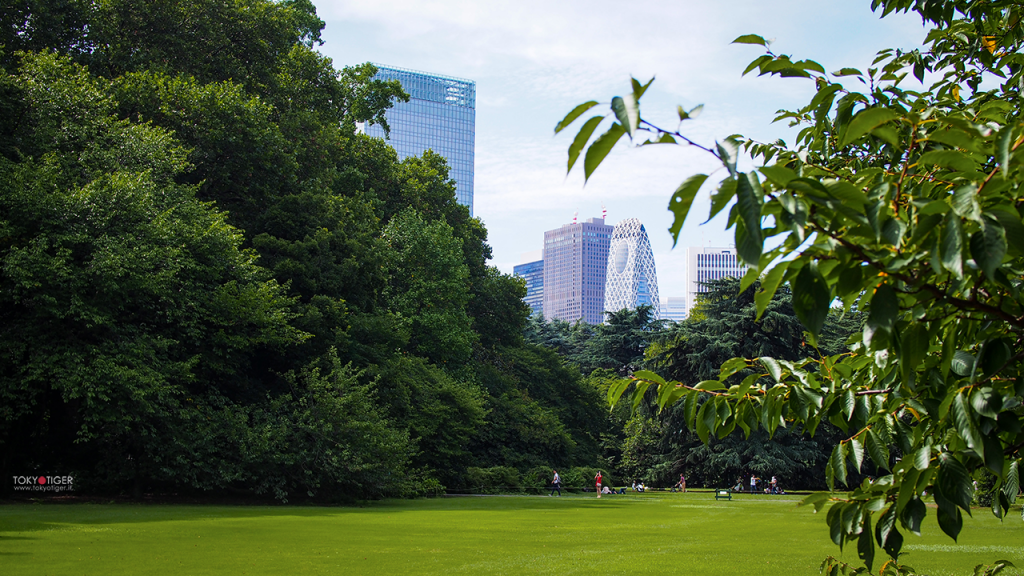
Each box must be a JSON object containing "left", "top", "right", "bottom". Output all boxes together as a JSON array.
[{"left": 595, "top": 471, "right": 603, "bottom": 498}]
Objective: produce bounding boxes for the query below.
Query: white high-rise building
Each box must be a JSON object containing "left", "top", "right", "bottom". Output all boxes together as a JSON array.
[
  {"left": 660, "top": 297, "right": 687, "bottom": 323},
  {"left": 685, "top": 247, "right": 747, "bottom": 314},
  {"left": 604, "top": 218, "right": 660, "bottom": 319}
]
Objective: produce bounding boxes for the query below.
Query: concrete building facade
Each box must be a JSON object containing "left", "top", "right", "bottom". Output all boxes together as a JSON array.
[
  {"left": 542, "top": 218, "right": 613, "bottom": 324},
  {"left": 685, "top": 247, "right": 747, "bottom": 313},
  {"left": 660, "top": 297, "right": 687, "bottom": 322}
]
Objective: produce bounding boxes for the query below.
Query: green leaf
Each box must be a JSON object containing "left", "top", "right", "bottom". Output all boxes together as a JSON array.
[
  {"left": 989, "top": 209, "right": 1024, "bottom": 256},
  {"left": 631, "top": 381, "right": 652, "bottom": 413},
  {"left": 951, "top": 392, "right": 983, "bottom": 455},
  {"left": 734, "top": 172, "right": 763, "bottom": 265},
  {"left": 735, "top": 372, "right": 760, "bottom": 397},
  {"left": 695, "top": 401, "right": 711, "bottom": 444},
  {"left": 657, "top": 383, "right": 688, "bottom": 412},
  {"left": 833, "top": 68, "right": 864, "bottom": 77},
  {"left": 799, "top": 491, "right": 832, "bottom": 513},
  {"left": 829, "top": 442, "right": 849, "bottom": 489},
  {"left": 760, "top": 357, "right": 782, "bottom": 382},
  {"left": 668, "top": 174, "right": 708, "bottom": 247},
  {"left": 632, "top": 370, "right": 666, "bottom": 386},
  {"left": 705, "top": 177, "right": 737, "bottom": 224},
  {"left": 941, "top": 213, "right": 964, "bottom": 278},
  {"left": 631, "top": 76, "right": 654, "bottom": 101},
  {"left": 840, "top": 108, "right": 901, "bottom": 148},
  {"left": 607, "top": 378, "right": 631, "bottom": 407},
  {"left": 935, "top": 492, "right": 964, "bottom": 541},
  {"left": 695, "top": 380, "right": 726, "bottom": 391},
  {"left": 997, "top": 125, "right": 1013, "bottom": 178},
  {"left": 918, "top": 150, "right": 978, "bottom": 172},
  {"left": 865, "top": 283, "right": 899, "bottom": 347},
  {"left": 732, "top": 34, "right": 767, "bottom": 46},
  {"left": 858, "top": 512, "right": 875, "bottom": 571},
  {"left": 678, "top": 104, "right": 704, "bottom": 120},
  {"left": 555, "top": 101, "right": 599, "bottom": 134},
  {"left": 583, "top": 123, "right": 626, "bottom": 182},
  {"left": 865, "top": 429, "right": 891, "bottom": 471},
  {"left": 901, "top": 497, "right": 926, "bottom": 535},
  {"left": 720, "top": 357, "right": 748, "bottom": 380},
  {"left": 824, "top": 179, "right": 867, "bottom": 208},
  {"left": 792, "top": 263, "right": 831, "bottom": 338},
  {"left": 758, "top": 164, "right": 798, "bottom": 187},
  {"left": 896, "top": 467, "right": 920, "bottom": 517},
  {"left": 1002, "top": 460, "right": 1019, "bottom": 501},
  {"left": 755, "top": 262, "right": 790, "bottom": 319},
  {"left": 950, "top": 350, "right": 975, "bottom": 377},
  {"left": 611, "top": 95, "right": 639, "bottom": 139},
  {"left": 876, "top": 505, "right": 903, "bottom": 559},
  {"left": 849, "top": 437, "right": 865, "bottom": 473},
  {"left": 717, "top": 139, "right": 739, "bottom": 178},
  {"left": 969, "top": 218, "right": 1007, "bottom": 280},
  {"left": 938, "top": 453, "right": 974, "bottom": 513},
  {"left": 567, "top": 115, "right": 604, "bottom": 174},
  {"left": 913, "top": 444, "right": 931, "bottom": 470}
]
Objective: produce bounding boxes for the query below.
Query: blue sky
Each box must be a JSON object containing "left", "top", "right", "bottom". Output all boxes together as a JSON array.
[{"left": 312, "top": 0, "right": 928, "bottom": 299}]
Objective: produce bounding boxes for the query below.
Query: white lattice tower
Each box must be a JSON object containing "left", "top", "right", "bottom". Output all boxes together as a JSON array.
[{"left": 604, "top": 218, "right": 660, "bottom": 319}]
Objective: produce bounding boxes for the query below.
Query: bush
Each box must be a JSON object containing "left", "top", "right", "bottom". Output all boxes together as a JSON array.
[
  {"left": 464, "top": 466, "right": 521, "bottom": 494},
  {"left": 562, "top": 466, "right": 613, "bottom": 491},
  {"left": 524, "top": 466, "right": 555, "bottom": 491}
]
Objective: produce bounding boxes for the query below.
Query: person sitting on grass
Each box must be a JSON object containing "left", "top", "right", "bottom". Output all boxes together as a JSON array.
[{"left": 602, "top": 486, "right": 611, "bottom": 494}]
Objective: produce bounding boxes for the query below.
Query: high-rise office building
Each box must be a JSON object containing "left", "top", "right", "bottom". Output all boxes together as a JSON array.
[
  {"left": 604, "top": 218, "right": 660, "bottom": 318},
  {"left": 364, "top": 65, "right": 476, "bottom": 214},
  {"left": 660, "top": 297, "right": 687, "bottom": 322},
  {"left": 685, "top": 247, "right": 748, "bottom": 313},
  {"left": 513, "top": 250, "right": 544, "bottom": 317},
  {"left": 543, "top": 218, "right": 614, "bottom": 324}
]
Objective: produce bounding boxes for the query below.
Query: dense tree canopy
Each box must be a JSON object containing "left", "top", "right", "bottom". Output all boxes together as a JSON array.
[{"left": 0, "top": 0, "right": 607, "bottom": 500}]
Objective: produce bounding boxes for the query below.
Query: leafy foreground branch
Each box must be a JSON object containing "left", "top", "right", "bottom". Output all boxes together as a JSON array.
[{"left": 558, "top": 0, "right": 1024, "bottom": 571}]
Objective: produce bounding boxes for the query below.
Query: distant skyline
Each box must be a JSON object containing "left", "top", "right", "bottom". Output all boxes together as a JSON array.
[{"left": 312, "top": 0, "right": 928, "bottom": 298}]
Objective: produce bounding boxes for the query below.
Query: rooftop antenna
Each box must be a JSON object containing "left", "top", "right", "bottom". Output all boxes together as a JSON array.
[
  {"left": 572, "top": 211, "right": 578, "bottom": 224},
  {"left": 601, "top": 203, "right": 607, "bottom": 221}
]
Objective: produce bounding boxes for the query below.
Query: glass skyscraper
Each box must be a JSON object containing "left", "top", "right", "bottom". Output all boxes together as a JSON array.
[
  {"left": 513, "top": 251, "right": 544, "bottom": 317},
  {"left": 364, "top": 65, "right": 476, "bottom": 214}
]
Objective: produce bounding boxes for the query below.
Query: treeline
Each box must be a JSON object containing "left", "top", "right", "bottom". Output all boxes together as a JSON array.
[
  {"left": 524, "top": 278, "right": 864, "bottom": 491},
  {"left": 0, "top": 0, "right": 609, "bottom": 500}
]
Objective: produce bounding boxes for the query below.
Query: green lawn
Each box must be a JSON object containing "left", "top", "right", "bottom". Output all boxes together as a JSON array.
[{"left": 1, "top": 492, "right": 1021, "bottom": 575}]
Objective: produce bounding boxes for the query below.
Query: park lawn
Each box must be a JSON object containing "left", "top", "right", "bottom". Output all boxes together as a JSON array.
[{"left": 1, "top": 492, "right": 1021, "bottom": 576}]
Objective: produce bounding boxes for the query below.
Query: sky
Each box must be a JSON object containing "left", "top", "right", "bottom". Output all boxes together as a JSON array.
[{"left": 311, "top": 0, "right": 930, "bottom": 301}]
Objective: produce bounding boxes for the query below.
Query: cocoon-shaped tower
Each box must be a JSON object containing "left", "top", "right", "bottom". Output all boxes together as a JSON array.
[{"left": 604, "top": 218, "right": 660, "bottom": 318}]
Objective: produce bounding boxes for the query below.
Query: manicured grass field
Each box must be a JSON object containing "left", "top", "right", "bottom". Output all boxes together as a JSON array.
[{"left": 1, "top": 492, "right": 1021, "bottom": 575}]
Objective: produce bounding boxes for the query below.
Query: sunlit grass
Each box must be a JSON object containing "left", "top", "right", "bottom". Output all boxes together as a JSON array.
[{"left": 1, "top": 492, "right": 1021, "bottom": 575}]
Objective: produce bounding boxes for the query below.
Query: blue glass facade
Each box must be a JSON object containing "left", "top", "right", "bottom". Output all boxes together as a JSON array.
[
  {"left": 364, "top": 65, "right": 476, "bottom": 214},
  {"left": 513, "top": 259, "right": 544, "bottom": 317}
]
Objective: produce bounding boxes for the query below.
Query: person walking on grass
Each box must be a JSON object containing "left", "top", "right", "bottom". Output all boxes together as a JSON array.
[
  {"left": 595, "top": 471, "right": 603, "bottom": 498},
  {"left": 550, "top": 470, "right": 561, "bottom": 497}
]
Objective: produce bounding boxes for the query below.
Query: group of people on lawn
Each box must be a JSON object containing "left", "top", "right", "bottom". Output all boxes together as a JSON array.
[
  {"left": 547, "top": 471, "right": 687, "bottom": 496},
  {"left": 732, "top": 474, "right": 784, "bottom": 494}
]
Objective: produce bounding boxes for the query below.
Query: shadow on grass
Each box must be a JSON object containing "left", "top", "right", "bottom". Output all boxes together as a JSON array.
[{"left": 0, "top": 494, "right": 640, "bottom": 533}]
